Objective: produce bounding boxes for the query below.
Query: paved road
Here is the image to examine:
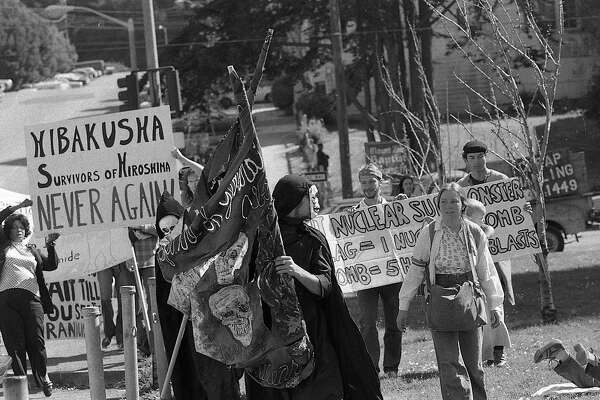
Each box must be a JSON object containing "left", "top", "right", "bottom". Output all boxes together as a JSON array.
[{"left": 0, "top": 74, "right": 124, "bottom": 195}]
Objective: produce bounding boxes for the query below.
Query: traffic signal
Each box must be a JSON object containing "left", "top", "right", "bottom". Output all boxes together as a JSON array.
[
  {"left": 164, "top": 69, "right": 182, "bottom": 113},
  {"left": 117, "top": 73, "right": 139, "bottom": 111}
]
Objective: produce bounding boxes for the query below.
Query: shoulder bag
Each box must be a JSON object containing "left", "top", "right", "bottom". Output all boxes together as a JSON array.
[{"left": 424, "top": 222, "right": 488, "bottom": 331}]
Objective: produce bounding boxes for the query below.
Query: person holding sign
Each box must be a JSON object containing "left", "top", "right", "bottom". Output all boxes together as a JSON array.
[
  {"left": 457, "top": 140, "right": 514, "bottom": 367},
  {"left": 397, "top": 183, "right": 504, "bottom": 400},
  {"left": 0, "top": 208, "right": 59, "bottom": 397},
  {"left": 353, "top": 163, "right": 403, "bottom": 378}
]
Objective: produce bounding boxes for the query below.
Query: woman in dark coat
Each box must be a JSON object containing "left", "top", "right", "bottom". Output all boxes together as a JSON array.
[
  {"left": 246, "top": 174, "right": 382, "bottom": 400},
  {"left": 0, "top": 202, "right": 59, "bottom": 397}
]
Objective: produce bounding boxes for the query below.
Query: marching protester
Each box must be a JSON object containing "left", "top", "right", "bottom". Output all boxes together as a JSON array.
[
  {"left": 96, "top": 261, "right": 132, "bottom": 350},
  {"left": 398, "top": 175, "right": 418, "bottom": 198},
  {"left": 397, "top": 183, "right": 504, "bottom": 400},
  {"left": 0, "top": 200, "right": 59, "bottom": 397},
  {"left": 353, "top": 163, "right": 403, "bottom": 378},
  {"left": 534, "top": 339, "right": 600, "bottom": 388},
  {"left": 464, "top": 199, "right": 511, "bottom": 366},
  {"left": 246, "top": 174, "right": 382, "bottom": 399},
  {"left": 457, "top": 140, "right": 514, "bottom": 366}
]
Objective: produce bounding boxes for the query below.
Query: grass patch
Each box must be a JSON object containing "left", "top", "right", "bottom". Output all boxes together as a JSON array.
[{"left": 376, "top": 231, "right": 600, "bottom": 399}]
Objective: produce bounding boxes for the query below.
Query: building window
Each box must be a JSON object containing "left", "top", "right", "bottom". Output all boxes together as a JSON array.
[{"left": 561, "top": 0, "right": 580, "bottom": 30}]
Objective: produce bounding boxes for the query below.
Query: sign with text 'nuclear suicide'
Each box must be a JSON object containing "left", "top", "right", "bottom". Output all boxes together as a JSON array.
[
  {"left": 309, "top": 178, "right": 539, "bottom": 293},
  {"left": 25, "top": 106, "right": 179, "bottom": 235}
]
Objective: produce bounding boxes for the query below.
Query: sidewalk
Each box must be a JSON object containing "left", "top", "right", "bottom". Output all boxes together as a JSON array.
[
  {"left": 1, "top": 338, "right": 125, "bottom": 398},
  {"left": 45, "top": 339, "right": 125, "bottom": 388},
  {"left": 0, "top": 385, "right": 125, "bottom": 400}
]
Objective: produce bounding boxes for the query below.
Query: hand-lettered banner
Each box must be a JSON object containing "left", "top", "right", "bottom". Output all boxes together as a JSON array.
[
  {"left": 24, "top": 106, "right": 179, "bottom": 235},
  {"left": 0, "top": 188, "right": 131, "bottom": 281},
  {"left": 463, "top": 178, "right": 540, "bottom": 261},
  {"left": 309, "top": 178, "right": 539, "bottom": 293},
  {"left": 43, "top": 276, "right": 102, "bottom": 341}
]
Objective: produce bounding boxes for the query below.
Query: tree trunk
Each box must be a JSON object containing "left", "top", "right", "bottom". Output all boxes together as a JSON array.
[{"left": 531, "top": 170, "right": 557, "bottom": 323}]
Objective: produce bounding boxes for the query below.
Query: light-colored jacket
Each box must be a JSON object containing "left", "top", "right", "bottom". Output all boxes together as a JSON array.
[{"left": 398, "top": 218, "right": 504, "bottom": 312}]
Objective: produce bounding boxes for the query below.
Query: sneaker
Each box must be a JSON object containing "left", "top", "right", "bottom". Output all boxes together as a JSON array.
[
  {"left": 534, "top": 339, "right": 565, "bottom": 363},
  {"left": 101, "top": 336, "right": 112, "bottom": 349},
  {"left": 494, "top": 346, "right": 507, "bottom": 367},
  {"left": 574, "top": 344, "right": 598, "bottom": 367}
]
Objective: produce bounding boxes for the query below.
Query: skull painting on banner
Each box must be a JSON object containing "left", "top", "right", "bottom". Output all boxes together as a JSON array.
[
  {"left": 209, "top": 285, "right": 252, "bottom": 346},
  {"left": 158, "top": 65, "right": 315, "bottom": 389}
]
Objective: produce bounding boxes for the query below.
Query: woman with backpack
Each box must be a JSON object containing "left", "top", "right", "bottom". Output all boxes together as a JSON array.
[{"left": 396, "top": 183, "right": 503, "bottom": 400}]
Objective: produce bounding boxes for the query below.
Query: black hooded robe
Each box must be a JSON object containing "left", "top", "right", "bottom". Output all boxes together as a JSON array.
[
  {"left": 245, "top": 218, "right": 383, "bottom": 400},
  {"left": 154, "top": 193, "right": 242, "bottom": 400}
]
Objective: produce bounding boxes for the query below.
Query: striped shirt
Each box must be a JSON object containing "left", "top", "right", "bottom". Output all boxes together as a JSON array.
[{"left": 0, "top": 245, "right": 40, "bottom": 296}]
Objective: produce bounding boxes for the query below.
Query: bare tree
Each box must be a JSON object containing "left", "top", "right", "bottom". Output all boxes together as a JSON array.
[{"left": 430, "top": 0, "right": 563, "bottom": 322}]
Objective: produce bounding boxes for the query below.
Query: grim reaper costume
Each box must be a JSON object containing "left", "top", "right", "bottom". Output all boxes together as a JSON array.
[
  {"left": 154, "top": 193, "right": 242, "bottom": 400},
  {"left": 245, "top": 175, "right": 383, "bottom": 400}
]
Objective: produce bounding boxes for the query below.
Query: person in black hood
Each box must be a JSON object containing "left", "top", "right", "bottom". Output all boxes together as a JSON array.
[
  {"left": 154, "top": 192, "right": 241, "bottom": 400},
  {"left": 246, "top": 174, "right": 383, "bottom": 400}
]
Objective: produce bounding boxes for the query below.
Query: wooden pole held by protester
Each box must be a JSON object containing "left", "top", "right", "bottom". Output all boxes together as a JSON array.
[
  {"left": 130, "top": 246, "right": 151, "bottom": 333},
  {"left": 83, "top": 306, "right": 106, "bottom": 400},
  {"left": 160, "top": 314, "right": 188, "bottom": 400},
  {"left": 148, "top": 277, "right": 171, "bottom": 399},
  {"left": 121, "top": 285, "right": 140, "bottom": 400},
  {"left": 3, "top": 376, "right": 28, "bottom": 400}
]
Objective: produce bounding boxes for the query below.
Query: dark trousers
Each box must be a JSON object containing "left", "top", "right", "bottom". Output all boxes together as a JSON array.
[
  {"left": 97, "top": 263, "right": 133, "bottom": 345},
  {"left": 356, "top": 283, "right": 403, "bottom": 372},
  {"left": 0, "top": 289, "right": 47, "bottom": 377},
  {"left": 555, "top": 356, "right": 600, "bottom": 388}
]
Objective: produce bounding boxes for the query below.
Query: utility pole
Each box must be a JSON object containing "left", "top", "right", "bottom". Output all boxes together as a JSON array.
[
  {"left": 141, "top": 0, "right": 161, "bottom": 106},
  {"left": 329, "top": 0, "right": 353, "bottom": 198}
]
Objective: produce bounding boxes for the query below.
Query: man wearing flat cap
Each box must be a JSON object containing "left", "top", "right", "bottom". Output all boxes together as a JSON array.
[
  {"left": 353, "top": 163, "right": 403, "bottom": 379},
  {"left": 246, "top": 174, "right": 382, "bottom": 400},
  {"left": 457, "top": 140, "right": 514, "bottom": 367},
  {"left": 457, "top": 140, "right": 508, "bottom": 186}
]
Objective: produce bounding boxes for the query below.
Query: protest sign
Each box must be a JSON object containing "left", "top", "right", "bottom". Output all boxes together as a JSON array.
[
  {"left": 24, "top": 106, "right": 179, "bottom": 235},
  {"left": 464, "top": 178, "right": 541, "bottom": 261},
  {"left": 0, "top": 188, "right": 131, "bottom": 281},
  {"left": 310, "top": 178, "right": 539, "bottom": 293},
  {"left": 364, "top": 141, "right": 411, "bottom": 177},
  {"left": 44, "top": 276, "right": 102, "bottom": 340}
]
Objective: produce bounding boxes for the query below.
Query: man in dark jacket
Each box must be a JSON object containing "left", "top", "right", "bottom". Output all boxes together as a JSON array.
[{"left": 246, "top": 174, "right": 382, "bottom": 400}]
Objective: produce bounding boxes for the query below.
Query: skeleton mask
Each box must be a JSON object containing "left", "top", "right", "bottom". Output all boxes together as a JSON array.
[
  {"left": 214, "top": 232, "right": 248, "bottom": 284},
  {"left": 208, "top": 285, "right": 253, "bottom": 346},
  {"left": 159, "top": 214, "right": 184, "bottom": 242}
]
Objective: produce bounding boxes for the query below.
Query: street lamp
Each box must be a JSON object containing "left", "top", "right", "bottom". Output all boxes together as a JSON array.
[{"left": 43, "top": 5, "right": 137, "bottom": 70}]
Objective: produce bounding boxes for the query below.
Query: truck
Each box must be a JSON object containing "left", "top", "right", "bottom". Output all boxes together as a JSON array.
[{"left": 488, "top": 116, "right": 600, "bottom": 252}]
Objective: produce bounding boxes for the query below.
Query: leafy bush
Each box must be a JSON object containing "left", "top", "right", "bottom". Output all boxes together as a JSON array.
[
  {"left": 295, "top": 90, "right": 336, "bottom": 126},
  {"left": 271, "top": 75, "right": 294, "bottom": 111},
  {"left": 0, "top": 0, "right": 77, "bottom": 88}
]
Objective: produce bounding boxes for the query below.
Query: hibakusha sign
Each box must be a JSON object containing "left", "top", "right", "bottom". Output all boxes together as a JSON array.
[
  {"left": 25, "top": 106, "right": 179, "bottom": 235},
  {"left": 310, "top": 178, "right": 539, "bottom": 293}
]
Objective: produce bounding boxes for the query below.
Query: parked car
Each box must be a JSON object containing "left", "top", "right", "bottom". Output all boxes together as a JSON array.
[
  {"left": 218, "top": 83, "right": 273, "bottom": 108},
  {"left": 33, "top": 80, "right": 70, "bottom": 90},
  {"left": 74, "top": 59, "right": 105, "bottom": 73},
  {"left": 71, "top": 67, "right": 97, "bottom": 80},
  {"left": 0, "top": 79, "right": 13, "bottom": 92},
  {"left": 54, "top": 73, "right": 88, "bottom": 86}
]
